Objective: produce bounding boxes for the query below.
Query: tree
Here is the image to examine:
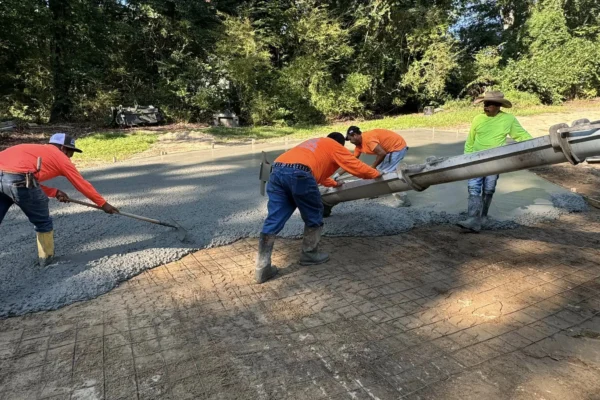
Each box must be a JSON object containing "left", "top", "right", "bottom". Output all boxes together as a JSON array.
[
  {"left": 0, "top": 0, "right": 52, "bottom": 121},
  {"left": 0, "top": 0, "right": 598, "bottom": 124},
  {"left": 402, "top": 25, "right": 458, "bottom": 105},
  {"left": 48, "top": 0, "right": 74, "bottom": 122},
  {"left": 502, "top": 0, "right": 600, "bottom": 102}
]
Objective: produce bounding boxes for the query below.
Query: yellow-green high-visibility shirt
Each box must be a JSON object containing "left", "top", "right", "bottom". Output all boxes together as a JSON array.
[{"left": 464, "top": 111, "right": 533, "bottom": 154}]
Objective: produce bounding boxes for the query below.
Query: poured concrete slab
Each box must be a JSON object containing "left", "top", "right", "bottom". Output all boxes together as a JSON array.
[{"left": 0, "top": 129, "right": 585, "bottom": 317}]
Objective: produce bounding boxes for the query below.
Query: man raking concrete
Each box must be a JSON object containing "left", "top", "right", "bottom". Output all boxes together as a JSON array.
[
  {"left": 0, "top": 133, "right": 119, "bottom": 267},
  {"left": 256, "top": 132, "right": 381, "bottom": 284}
]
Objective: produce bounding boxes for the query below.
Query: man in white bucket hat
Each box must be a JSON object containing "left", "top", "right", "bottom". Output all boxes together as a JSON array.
[{"left": 457, "top": 90, "right": 533, "bottom": 232}]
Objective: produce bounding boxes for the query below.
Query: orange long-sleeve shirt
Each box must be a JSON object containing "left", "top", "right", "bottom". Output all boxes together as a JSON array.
[
  {"left": 0, "top": 144, "right": 107, "bottom": 206},
  {"left": 353, "top": 129, "right": 407, "bottom": 157},
  {"left": 275, "top": 138, "right": 380, "bottom": 187}
]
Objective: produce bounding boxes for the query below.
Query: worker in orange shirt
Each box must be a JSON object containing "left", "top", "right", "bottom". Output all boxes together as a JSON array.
[
  {"left": 345, "top": 126, "right": 411, "bottom": 207},
  {"left": 256, "top": 132, "right": 381, "bottom": 284},
  {"left": 0, "top": 133, "right": 119, "bottom": 267}
]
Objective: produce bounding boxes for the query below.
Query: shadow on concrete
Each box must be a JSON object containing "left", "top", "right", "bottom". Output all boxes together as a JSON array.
[{"left": 190, "top": 217, "right": 600, "bottom": 399}]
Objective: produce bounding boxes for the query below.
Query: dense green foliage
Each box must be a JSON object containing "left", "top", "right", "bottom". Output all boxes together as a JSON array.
[{"left": 1, "top": 0, "right": 598, "bottom": 125}]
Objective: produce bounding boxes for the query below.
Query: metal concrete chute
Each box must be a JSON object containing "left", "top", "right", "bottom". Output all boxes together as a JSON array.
[{"left": 321, "top": 118, "right": 600, "bottom": 207}]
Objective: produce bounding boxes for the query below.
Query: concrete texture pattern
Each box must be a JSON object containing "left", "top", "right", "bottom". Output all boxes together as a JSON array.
[
  {"left": 0, "top": 130, "right": 586, "bottom": 318},
  {"left": 0, "top": 211, "right": 599, "bottom": 399}
]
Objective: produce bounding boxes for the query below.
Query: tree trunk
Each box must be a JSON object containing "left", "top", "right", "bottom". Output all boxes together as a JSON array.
[{"left": 49, "top": 0, "right": 72, "bottom": 122}]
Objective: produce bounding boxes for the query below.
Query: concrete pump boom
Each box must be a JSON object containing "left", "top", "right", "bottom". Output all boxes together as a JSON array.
[{"left": 320, "top": 119, "right": 600, "bottom": 208}]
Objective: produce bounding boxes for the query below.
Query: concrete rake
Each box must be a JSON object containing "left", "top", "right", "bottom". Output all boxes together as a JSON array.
[{"left": 66, "top": 198, "right": 188, "bottom": 241}]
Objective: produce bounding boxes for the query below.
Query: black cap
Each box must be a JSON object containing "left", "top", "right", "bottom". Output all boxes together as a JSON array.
[
  {"left": 345, "top": 126, "right": 361, "bottom": 140},
  {"left": 49, "top": 133, "right": 83, "bottom": 153}
]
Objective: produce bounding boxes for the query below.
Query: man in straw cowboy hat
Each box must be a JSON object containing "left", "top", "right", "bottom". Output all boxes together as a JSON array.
[{"left": 457, "top": 90, "right": 533, "bottom": 232}]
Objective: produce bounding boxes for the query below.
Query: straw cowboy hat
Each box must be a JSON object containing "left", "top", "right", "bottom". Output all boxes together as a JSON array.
[{"left": 473, "top": 90, "right": 512, "bottom": 108}]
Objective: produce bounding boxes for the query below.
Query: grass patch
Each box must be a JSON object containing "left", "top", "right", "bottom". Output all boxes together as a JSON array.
[
  {"left": 72, "top": 131, "right": 158, "bottom": 162},
  {"left": 207, "top": 104, "right": 570, "bottom": 141},
  {"left": 70, "top": 100, "right": 598, "bottom": 166}
]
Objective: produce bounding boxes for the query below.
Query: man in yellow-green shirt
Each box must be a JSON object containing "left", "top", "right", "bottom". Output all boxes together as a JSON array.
[{"left": 457, "top": 91, "right": 533, "bottom": 232}]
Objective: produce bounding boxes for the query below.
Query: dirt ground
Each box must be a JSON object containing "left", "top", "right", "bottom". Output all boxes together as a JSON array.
[
  {"left": 531, "top": 162, "right": 600, "bottom": 208},
  {"left": 0, "top": 211, "right": 599, "bottom": 399}
]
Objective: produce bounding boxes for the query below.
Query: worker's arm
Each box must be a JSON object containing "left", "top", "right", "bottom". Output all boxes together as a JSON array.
[
  {"left": 40, "top": 185, "right": 69, "bottom": 203},
  {"left": 40, "top": 185, "right": 58, "bottom": 198},
  {"left": 331, "top": 147, "right": 361, "bottom": 176},
  {"left": 464, "top": 124, "right": 476, "bottom": 154},
  {"left": 332, "top": 167, "right": 345, "bottom": 177},
  {"left": 370, "top": 145, "right": 387, "bottom": 168},
  {"left": 59, "top": 159, "right": 119, "bottom": 213},
  {"left": 509, "top": 117, "right": 533, "bottom": 142},
  {"left": 328, "top": 148, "right": 362, "bottom": 176},
  {"left": 332, "top": 146, "right": 380, "bottom": 180},
  {"left": 321, "top": 177, "right": 343, "bottom": 188}
]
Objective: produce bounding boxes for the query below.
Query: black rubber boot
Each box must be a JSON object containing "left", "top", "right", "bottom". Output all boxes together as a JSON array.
[
  {"left": 457, "top": 195, "right": 483, "bottom": 233},
  {"left": 299, "top": 226, "right": 330, "bottom": 266},
  {"left": 481, "top": 193, "right": 494, "bottom": 226},
  {"left": 323, "top": 203, "right": 333, "bottom": 218},
  {"left": 255, "top": 233, "right": 278, "bottom": 284}
]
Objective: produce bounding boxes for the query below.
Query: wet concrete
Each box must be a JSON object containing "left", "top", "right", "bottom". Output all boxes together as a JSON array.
[{"left": 0, "top": 130, "right": 586, "bottom": 317}]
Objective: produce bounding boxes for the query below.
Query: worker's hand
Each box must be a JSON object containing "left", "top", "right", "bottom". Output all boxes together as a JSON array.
[
  {"left": 101, "top": 203, "right": 120, "bottom": 214},
  {"left": 55, "top": 190, "right": 69, "bottom": 203}
]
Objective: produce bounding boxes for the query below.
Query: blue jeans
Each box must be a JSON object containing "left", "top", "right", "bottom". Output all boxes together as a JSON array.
[
  {"left": 0, "top": 172, "right": 53, "bottom": 232},
  {"left": 377, "top": 147, "right": 408, "bottom": 174},
  {"left": 468, "top": 175, "right": 499, "bottom": 196},
  {"left": 262, "top": 166, "right": 323, "bottom": 235}
]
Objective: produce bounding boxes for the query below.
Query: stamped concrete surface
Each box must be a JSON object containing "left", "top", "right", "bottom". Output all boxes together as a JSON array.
[
  {"left": 0, "top": 130, "right": 586, "bottom": 317},
  {"left": 0, "top": 211, "right": 599, "bottom": 400}
]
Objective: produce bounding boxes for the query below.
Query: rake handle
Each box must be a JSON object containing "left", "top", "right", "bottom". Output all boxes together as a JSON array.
[{"left": 67, "top": 198, "right": 178, "bottom": 229}]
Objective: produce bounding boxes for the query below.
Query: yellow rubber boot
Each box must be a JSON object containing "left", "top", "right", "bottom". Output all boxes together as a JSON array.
[{"left": 36, "top": 231, "right": 55, "bottom": 267}]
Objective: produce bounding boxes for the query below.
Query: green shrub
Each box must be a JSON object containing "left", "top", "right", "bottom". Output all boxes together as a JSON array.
[
  {"left": 443, "top": 98, "right": 472, "bottom": 111},
  {"left": 501, "top": 4, "right": 600, "bottom": 103},
  {"left": 249, "top": 93, "right": 278, "bottom": 126},
  {"left": 71, "top": 89, "right": 121, "bottom": 123},
  {"left": 499, "top": 89, "right": 542, "bottom": 108},
  {"left": 309, "top": 72, "right": 372, "bottom": 120}
]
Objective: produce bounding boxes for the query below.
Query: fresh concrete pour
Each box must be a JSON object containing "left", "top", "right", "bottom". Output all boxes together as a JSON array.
[{"left": 0, "top": 130, "right": 586, "bottom": 317}]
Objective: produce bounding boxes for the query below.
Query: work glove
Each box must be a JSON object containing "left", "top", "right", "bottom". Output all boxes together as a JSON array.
[
  {"left": 101, "top": 203, "right": 120, "bottom": 214},
  {"left": 55, "top": 190, "right": 69, "bottom": 203}
]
